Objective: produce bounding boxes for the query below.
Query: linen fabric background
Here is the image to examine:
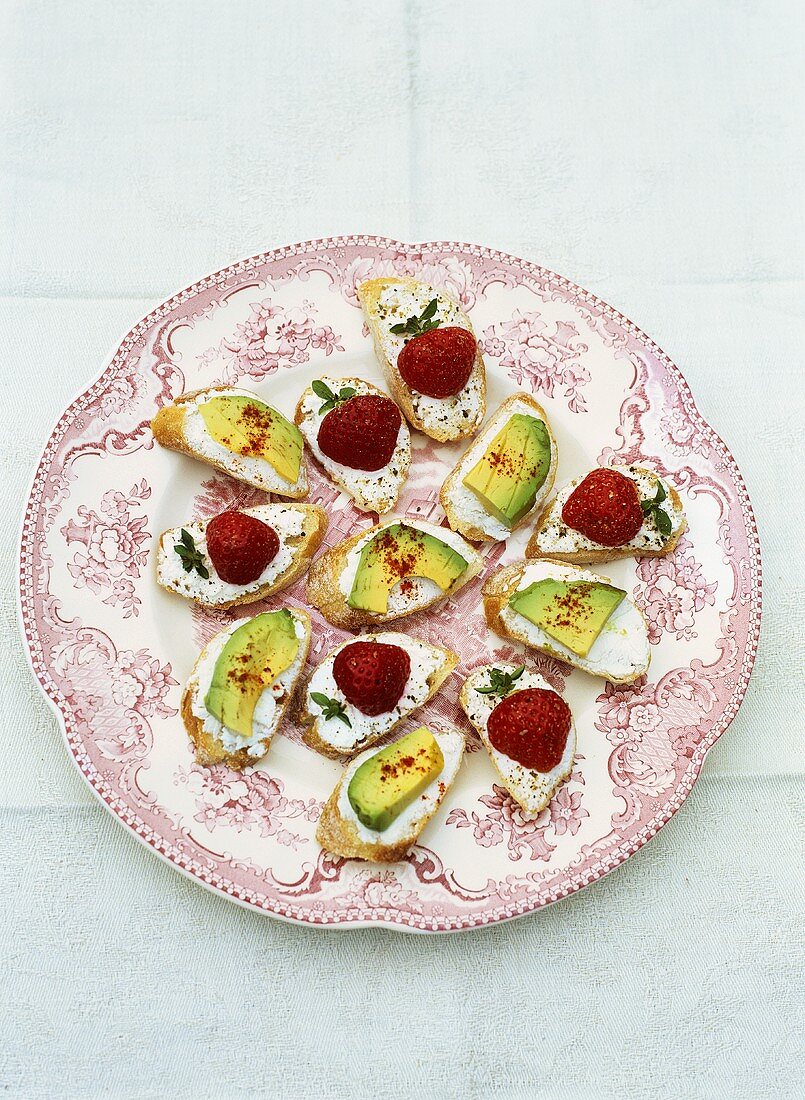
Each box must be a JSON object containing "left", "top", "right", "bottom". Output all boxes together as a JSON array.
[{"left": 1, "top": 1, "right": 802, "bottom": 1097}]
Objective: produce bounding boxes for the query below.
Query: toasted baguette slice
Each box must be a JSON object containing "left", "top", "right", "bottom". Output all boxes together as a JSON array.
[
  {"left": 440, "top": 392, "right": 558, "bottom": 542},
  {"left": 151, "top": 386, "right": 308, "bottom": 498},
  {"left": 483, "top": 559, "right": 650, "bottom": 685},
  {"left": 305, "top": 518, "right": 483, "bottom": 631},
  {"left": 316, "top": 726, "right": 465, "bottom": 861},
  {"left": 294, "top": 377, "right": 410, "bottom": 514},
  {"left": 156, "top": 503, "right": 327, "bottom": 610},
  {"left": 357, "top": 277, "right": 486, "bottom": 442},
  {"left": 526, "top": 465, "right": 687, "bottom": 564},
  {"left": 297, "top": 632, "right": 459, "bottom": 759},
  {"left": 181, "top": 609, "right": 311, "bottom": 769},
  {"left": 460, "top": 664, "right": 576, "bottom": 816}
]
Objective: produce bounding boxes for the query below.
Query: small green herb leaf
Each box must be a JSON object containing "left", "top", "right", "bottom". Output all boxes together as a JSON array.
[
  {"left": 310, "top": 692, "right": 351, "bottom": 727},
  {"left": 653, "top": 481, "right": 667, "bottom": 504},
  {"left": 389, "top": 298, "right": 443, "bottom": 338},
  {"left": 476, "top": 665, "right": 525, "bottom": 698},
  {"left": 640, "top": 480, "right": 673, "bottom": 542},
  {"left": 655, "top": 508, "right": 673, "bottom": 537},
  {"left": 314, "top": 380, "right": 358, "bottom": 415},
  {"left": 173, "top": 530, "right": 209, "bottom": 580}
]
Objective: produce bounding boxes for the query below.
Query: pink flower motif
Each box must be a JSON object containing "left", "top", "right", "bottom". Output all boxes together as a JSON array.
[
  {"left": 61, "top": 483, "right": 151, "bottom": 617},
  {"left": 661, "top": 407, "right": 710, "bottom": 457},
  {"left": 549, "top": 787, "right": 589, "bottom": 836},
  {"left": 98, "top": 376, "right": 138, "bottom": 419},
  {"left": 635, "top": 537, "right": 717, "bottom": 642},
  {"left": 482, "top": 309, "right": 590, "bottom": 411},
  {"left": 210, "top": 297, "right": 345, "bottom": 383},
  {"left": 474, "top": 818, "right": 505, "bottom": 847}
]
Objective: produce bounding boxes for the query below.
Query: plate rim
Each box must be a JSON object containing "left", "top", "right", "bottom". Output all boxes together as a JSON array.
[{"left": 17, "top": 234, "right": 763, "bottom": 932}]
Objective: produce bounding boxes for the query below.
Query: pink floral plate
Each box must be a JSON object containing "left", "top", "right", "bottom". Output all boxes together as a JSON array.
[{"left": 18, "top": 237, "right": 761, "bottom": 931}]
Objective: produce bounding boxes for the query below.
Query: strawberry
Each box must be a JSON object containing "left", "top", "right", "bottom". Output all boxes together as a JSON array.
[
  {"left": 332, "top": 641, "right": 411, "bottom": 716},
  {"left": 317, "top": 393, "right": 401, "bottom": 471},
  {"left": 487, "top": 688, "right": 572, "bottom": 772},
  {"left": 205, "top": 510, "right": 280, "bottom": 585},
  {"left": 561, "top": 467, "right": 643, "bottom": 547},
  {"left": 397, "top": 326, "right": 477, "bottom": 398}
]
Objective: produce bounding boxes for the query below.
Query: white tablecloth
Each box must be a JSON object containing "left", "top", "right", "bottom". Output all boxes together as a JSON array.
[{"left": 1, "top": 2, "right": 802, "bottom": 1096}]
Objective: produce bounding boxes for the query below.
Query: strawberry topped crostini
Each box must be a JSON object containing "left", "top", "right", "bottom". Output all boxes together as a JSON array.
[
  {"left": 295, "top": 377, "right": 410, "bottom": 513},
  {"left": 298, "top": 632, "right": 458, "bottom": 758},
  {"left": 460, "top": 663, "right": 576, "bottom": 815},
  {"left": 156, "top": 503, "right": 327, "bottom": 610},
  {"left": 357, "top": 277, "right": 486, "bottom": 442},
  {"left": 526, "top": 465, "right": 687, "bottom": 563}
]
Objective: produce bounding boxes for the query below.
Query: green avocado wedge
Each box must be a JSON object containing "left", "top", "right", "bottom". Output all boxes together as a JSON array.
[
  {"left": 347, "top": 727, "right": 444, "bottom": 832},
  {"left": 462, "top": 412, "right": 552, "bottom": 527},
  {"left": 347, "top": 524, "right": 468, "bottom": 614},
  {"left": 509, "top": 578, "right": 626, "bottom": 658},
  {"left": 199, "top": 395, "right": 303, "bottom": 483},
  {"left": 204, "top": 611, "right": 300, "bottom": 737}
]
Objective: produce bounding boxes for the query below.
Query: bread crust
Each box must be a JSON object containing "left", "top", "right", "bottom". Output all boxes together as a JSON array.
[
  {"left": 482, "top": 560, "right": 650, "bottom": 685},
  {"left": 293, "top": 377, "right": 409, "bottom": 514},
  {"left": 305, "top": 520, "right": 483, "bottom": 631},
  {"left": 156, "top": 504, "right": 327, "bottom": 611},
  {"left": 151, "top": 387, "right": 309, "bottom": 499},
  {"left": 440, "top": 392, "right": 558, "bottom": 543},
  {"left": 525, "top": 470, "right": 687, "bottom": 563},
  {"left": 180, "top": 612, "right": 311, "bottom": 769},
  {"left": 295, "top": 639, "right": 459, "bottom": 759},
  {"left": 458, "top": 668, "right": 575, "bottom": 816},
  {"left": 357, "top": 277, "right": 486, "bottom": 443}
]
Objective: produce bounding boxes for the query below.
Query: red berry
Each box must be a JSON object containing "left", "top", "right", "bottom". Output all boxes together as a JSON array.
[
  {"left": 397, "top": 326, "right": 477, "bottom": 398},
  {"left": 487, "top": 688, "right": 572, "bottom": 772},
  {"left": 318, "top": 394, "right": 401, "bottom": 472},
  {"left": 205, "top": 510, "right": 280, "bottom": 585},
  {"left": 332, "top": 641, "right": 411, "bottom": 717},
  {"left": 561, "top": 468, "right": 643, "bottom": 547}
]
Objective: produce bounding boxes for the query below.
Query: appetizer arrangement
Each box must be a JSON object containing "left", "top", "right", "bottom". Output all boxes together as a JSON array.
[{"left": 150, "top": 274, "right": 688, "bottom": 865}]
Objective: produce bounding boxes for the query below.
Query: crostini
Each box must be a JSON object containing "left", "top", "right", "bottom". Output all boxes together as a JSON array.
[
  {"left": 440, "top": 392, "right": 558, "bottom": 542},
  {"left": 181, "top": 608, "right": 311, "bottom": 769},
  {"left": 483, "top": 559, "right": 650, "bottom": 685},
  {"left": 305, "top": 517, "right": 483, "bottom": 631},
  {"left": 526, "top": 464, "right": 686, "bottom": 563},
  {"left": 460, "top": 663, "right": 576, "bottom": 815},
  {"left": 151, "top": 387, "right": 308, "bottom": 497},
  {"left": 298, "top": 632, "right": 458, "bottom": 758},
  {"left": 156, "top": 504, "right": 327, "bottom": 610},
  {"left": 316, "top": 725, "right": 465, "bottom": 861},
  {"left": 294, "top": 377, "right": 410, "bottom": 514},
  {"left": 357, "top": 277, "right": 486, "bottom": 442}
]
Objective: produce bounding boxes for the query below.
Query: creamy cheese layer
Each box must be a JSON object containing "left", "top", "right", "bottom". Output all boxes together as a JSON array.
[
  {"left": 307, "top": 633, "right": 446, "bottom": 753},
  {"left": 157, "top": 505, "right": 305, "bottom": 604},
  {"left": 462, "top": 665, "right": 576, "bottom": 816},
  {"left": 297, "top": 379, "right": 410, "bottom": 513},
  {"left": 337, "top": 519, "right": 480, "bottom": 617},
  {"left": 532, "top": 466, "right": 685, "bottom": 555},
  {"left": 442, "top": 397, "right": 558, "bottom": 540},
  {"left": 374, "top": 283, "right": 484, "bottom": 437},
  {"left": 336, "top": 727, "right": 464, "bottom": 846},
  {"left": 181, "top": 388, "right": 308, "bottom": 495},
  {"left": 500, "top": 560, "right": 650, "bottom": 681},
  {"left": 188, "top": 613, "right": 308, "bottom": 759}
]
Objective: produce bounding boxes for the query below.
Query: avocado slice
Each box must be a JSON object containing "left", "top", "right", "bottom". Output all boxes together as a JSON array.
[
  {"left": 347, "top": 523, "right": 469, "bottom": 614},
  {"left": 199, "top": 395, "right": 303, "bottom": 483},
  {"left": 347, "top": 726, "right": 445, "bottom": 832},
  {"left": 204, "top": 611, "right": 300, "bottom": 737},
  {"left": 509, "top": 578, "right": 626, "bottom": 658},
  {"left": 462, "top": 413, "right": 551, "bottom": 527}
]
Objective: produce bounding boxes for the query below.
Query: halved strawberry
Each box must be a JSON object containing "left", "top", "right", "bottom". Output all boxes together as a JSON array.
[
  {"left": 561, "top": 467, "right": 643, "bottom": 547},
  {"left": 318, "top": 394, "right": 401, "bottom": 471},
  {"left": 487, "top": 688, "right": 571, "bottom": 772},
  {"left": 397, "top": 326, "right": 476, "bottom": 398},
  {"left": 205, "top": 510, "right": 280, "bottom": 585},
  {"left": 332, "top": 641, "right": 411, "bottom": 716}
]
